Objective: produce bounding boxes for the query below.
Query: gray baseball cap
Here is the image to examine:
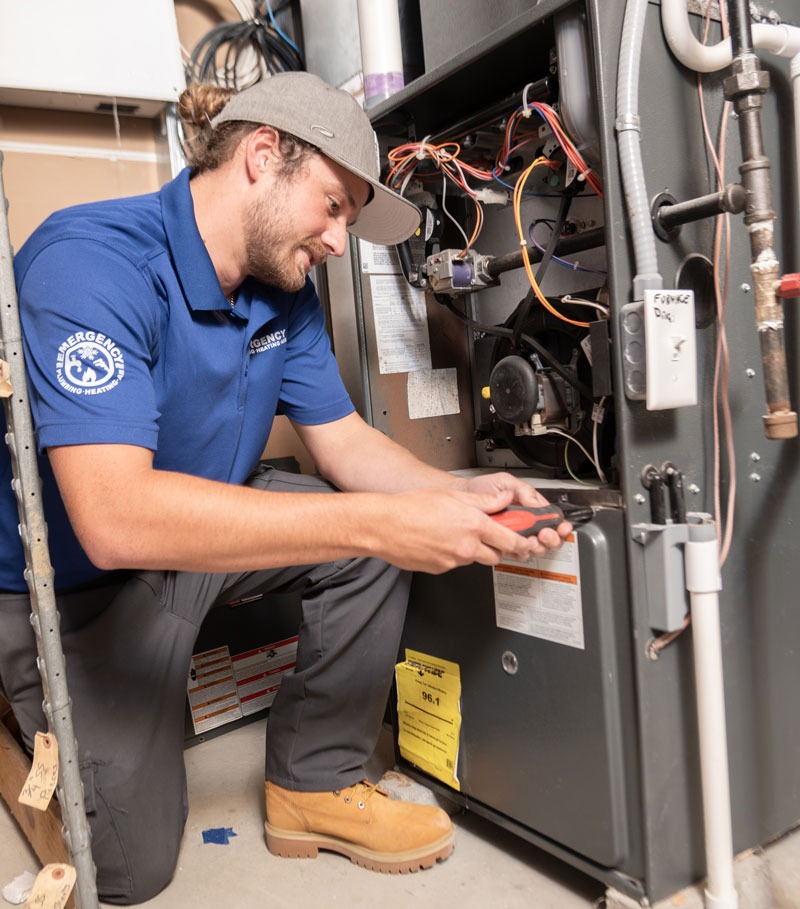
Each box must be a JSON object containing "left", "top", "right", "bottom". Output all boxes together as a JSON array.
[{"left": 212, "top": 71, "right": 420, "bottom": 247}]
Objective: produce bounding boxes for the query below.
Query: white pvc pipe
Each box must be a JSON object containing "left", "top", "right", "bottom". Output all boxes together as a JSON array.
[
  {"left": 357, "top": 0, "right": 404, "bottom": 109},
  {"left": 660, "top": 0, "right": 800, "bottom": 223},
  {"left": 661, "top": 0, "right": 800, "bottom": 71},
  {"left": 685, "top": 530, "right": 738, "bottom": 909},
  {"left": 793, "top": 53, "right": 800, "bottom": 222}
]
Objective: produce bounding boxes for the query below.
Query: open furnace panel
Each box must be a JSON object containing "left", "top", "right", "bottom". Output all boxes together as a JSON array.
[{"left": 324, "top": 0, "right": 800, "bottom": 903}]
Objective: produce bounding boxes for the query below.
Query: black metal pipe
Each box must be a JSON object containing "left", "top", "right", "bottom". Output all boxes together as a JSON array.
[
  {"left": 485, "top": 226, "right": 605, "bottom": 278},
  {"left": 726, "top": 0, "right": 754, "bottom": 55},
  {"left": 654, "top": 184, "right": 746, "bottom": 235}
]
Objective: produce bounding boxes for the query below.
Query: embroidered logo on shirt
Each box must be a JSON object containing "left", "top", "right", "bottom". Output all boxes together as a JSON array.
[
  {"left": 249, "top": 329, "right": 287, "bottom": 356},
  {"left": 56, "top": 331, "right": 125, "bottom": 395}
]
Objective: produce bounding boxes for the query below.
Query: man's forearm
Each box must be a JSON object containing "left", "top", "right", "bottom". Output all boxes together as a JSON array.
[{"left": 295, "top": 415, "right": 468, "bottom": 495}]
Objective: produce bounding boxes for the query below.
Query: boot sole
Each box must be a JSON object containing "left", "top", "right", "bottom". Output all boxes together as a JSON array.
[{"left": 264, "top": 821, "right": 454, "bottom": 873}]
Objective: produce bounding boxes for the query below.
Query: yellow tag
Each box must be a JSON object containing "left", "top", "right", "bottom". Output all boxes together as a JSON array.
[
  {"left": 395, "top": 649, "right": 462, "bottom": 791},
  {"left": 18, "top": 731, "right": 59, "bottom": 811},
  {"left": 0, "top": 359, "right": 12, "bottom": 398},
  {"left": 24, "top": 864, "right": 76, "bottom": 909}
]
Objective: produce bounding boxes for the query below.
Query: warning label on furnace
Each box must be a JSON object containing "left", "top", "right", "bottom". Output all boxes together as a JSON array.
[
  {"left": 395, "top": 650, "right": 461, "bottom": 791},
  {"left": 493, "top": 533, "right": 584, "bottom": 649}
]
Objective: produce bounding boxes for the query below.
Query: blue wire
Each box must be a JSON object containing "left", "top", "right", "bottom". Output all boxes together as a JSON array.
[
  {"left": 528, "top": 229, "right": 607, "bottom": 275},
  {"left": 263, "top": 0, "right": 301, "bottom": 55},
  {"left": 492, "top": 174, "right": 561, "bottom": 197}
]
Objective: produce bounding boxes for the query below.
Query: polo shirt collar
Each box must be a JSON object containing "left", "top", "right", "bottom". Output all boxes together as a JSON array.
[{"left": 160, "top": 168, "right": 230, "bottom": 312}]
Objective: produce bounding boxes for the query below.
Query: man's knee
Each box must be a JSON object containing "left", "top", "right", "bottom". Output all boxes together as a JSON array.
[{"left": 83, "top": 761, "right": 186, "bottom": 905}]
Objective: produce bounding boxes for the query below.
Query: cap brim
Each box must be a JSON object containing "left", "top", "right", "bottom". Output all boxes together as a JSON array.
[{"left": 346, "top": 175, "right": 421, "bottom": 247}]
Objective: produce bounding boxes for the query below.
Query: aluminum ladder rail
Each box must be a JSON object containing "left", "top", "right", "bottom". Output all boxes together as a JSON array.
[{"left": 0, "top": 151, "right": 99, "bottom": 909}]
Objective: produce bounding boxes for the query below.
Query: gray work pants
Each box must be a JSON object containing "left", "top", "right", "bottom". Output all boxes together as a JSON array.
[{"left": 0, "top": 468, "right": 411, "bottom": 904}]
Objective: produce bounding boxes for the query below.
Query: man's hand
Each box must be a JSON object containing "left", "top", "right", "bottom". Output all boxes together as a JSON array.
[
  {"left": 460, "top": 471, "right": 573, "bottom": 558},
  {"left": 373, "top": 481, "right": 573, "bottom": 575}
]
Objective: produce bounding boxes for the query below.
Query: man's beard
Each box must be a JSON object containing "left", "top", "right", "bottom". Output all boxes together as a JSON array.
[{"left": 244, "top": 191, "right": 326, "bottom": 293}]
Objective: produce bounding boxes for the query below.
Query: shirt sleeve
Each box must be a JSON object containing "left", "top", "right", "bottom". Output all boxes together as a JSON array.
[
  {"left": 17, "top": 237, "right": 162, "bottom": 453},
  {"left": 275, "top": 280, "right": 355, "bottom": 425}
]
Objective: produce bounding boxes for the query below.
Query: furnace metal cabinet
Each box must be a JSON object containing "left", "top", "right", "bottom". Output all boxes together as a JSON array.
[{"left": 324, "top": 0, "right": 800, "bottom": 902}]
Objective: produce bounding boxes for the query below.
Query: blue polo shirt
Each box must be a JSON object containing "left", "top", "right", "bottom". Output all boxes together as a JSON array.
[{"left": 0, "top": 168, "right": 354, "bottom": 592}]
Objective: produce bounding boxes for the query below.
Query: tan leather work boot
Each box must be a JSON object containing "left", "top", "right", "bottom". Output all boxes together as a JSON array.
[{"left": 264, "top": 780, "right": 454, "bottom": 873}]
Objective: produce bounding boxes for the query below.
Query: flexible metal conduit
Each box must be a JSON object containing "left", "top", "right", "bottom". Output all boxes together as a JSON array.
[{"left": 615, "top": 0, "right": 663, "bottom": 299}]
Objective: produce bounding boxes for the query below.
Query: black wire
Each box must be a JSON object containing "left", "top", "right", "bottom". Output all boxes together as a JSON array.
[
  {"left": 435, "top": 294, "right": 593, "bottom": 399},
  {"left": 186, "top": 6, "right": 304, "bottom": 88},
  {"left": 510, "top": 189, "right": 574, "bottom": 349}
]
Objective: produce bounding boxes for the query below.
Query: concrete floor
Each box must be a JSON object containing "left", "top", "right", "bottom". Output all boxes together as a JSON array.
[
  {"left": 4, "top": 718, "right": 800, "bottom": 908},
  {"left": 1, "top": 719, "right": 606, "bottom": 909}
]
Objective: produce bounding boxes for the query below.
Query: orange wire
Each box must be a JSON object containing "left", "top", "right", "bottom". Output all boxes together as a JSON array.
[{"left": 513, "top": 156, "right": 590, "bottom": 328}]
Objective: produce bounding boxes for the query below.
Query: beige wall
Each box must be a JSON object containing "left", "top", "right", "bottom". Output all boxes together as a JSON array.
[
  {"left": 1, "top": 0, "right": 232, "bottom": 249},
  {"left": 1, "top": 0, "right": 314, "bottom": 473},
  {"left": 1, "top": 107, "right": 169, "bottom": 249}
]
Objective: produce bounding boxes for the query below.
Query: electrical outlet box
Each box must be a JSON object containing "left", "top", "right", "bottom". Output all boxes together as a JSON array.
[
  {"left": 633, "top": 522, "right": 690, "bottom": 633},
  {"left": 0, "top": 0, "right": 184, "bottom": 117},
  {"left": 644, "top": 288, "right": 698, "bottom": 410}
]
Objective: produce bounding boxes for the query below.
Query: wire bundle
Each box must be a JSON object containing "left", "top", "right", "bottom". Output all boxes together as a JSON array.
[
  {"left": 503, "top": 100, "right": 603, "bottom": 197},
  {"left": 385, "top": 93, "right": 601, "bottom": 258},
  {"left": 185, "top": 0, "right": 303, "bottom": 91}
]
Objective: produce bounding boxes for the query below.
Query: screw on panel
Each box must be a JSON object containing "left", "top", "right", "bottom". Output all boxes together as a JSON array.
[
  {"left": 745, "top": 368, "right": 756, "bottom": 378},
  {"left": 688, "top": 483, "right": 700, "bottom": 495},
  {"left": 750, "top": 452, "right": 761, "bottom": 462},
  {"left": 634, "top": 493, "right": 646, "bottom": 504},
  {"left": 741, "top": 283, "right": 751, "bottom": 293},
  {"left": 749, "top": 473, "right": 761, "bottom": 482},
  {"left": 501, "top": 651, "right": 519, "bottom": 675}
]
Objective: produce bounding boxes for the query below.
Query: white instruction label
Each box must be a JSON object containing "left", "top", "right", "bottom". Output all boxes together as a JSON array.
[
  {"left": 370, "top": 274, "right": 432, "bottom": 374},
  {"left": 359, "top": 240, "right": 402, "bottom": 274},
  {"left": 187, "top": 646, "right": 243, "bottom": 734},
  {"left": 493, "top": 533, "right": 584, "bottom": 649}
]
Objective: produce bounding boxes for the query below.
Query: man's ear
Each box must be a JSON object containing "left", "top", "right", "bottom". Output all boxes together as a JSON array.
[{"left": 243, "top": 126, "right": 281, "bottom": 182}]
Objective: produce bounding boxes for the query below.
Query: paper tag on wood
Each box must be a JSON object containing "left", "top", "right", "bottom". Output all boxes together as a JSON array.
[
  {"left": 18, "top": 731, "right": 59, "bottom": 810},
  {"left": 23, "top": 864, "right": 75, "bottom": 909},
  {"left": 0, "top": 359, "right": 12, "bottom": 397}
]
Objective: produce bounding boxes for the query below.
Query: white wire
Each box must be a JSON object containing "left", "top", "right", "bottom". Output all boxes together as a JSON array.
[
  {"left": 592, "top": 396, "right": 608, "bottom": 485},
  {"left": 215, "top": 0, "right": 265, "bottom": 88},
  {"left": 560, "top": 294, "right": 610, "bottom": 316},
  {"left": 230, "top": 0, "right": 255, "bottom": 20},
  {"left": 440, "top": 174, "right": 472, "bottom": 251},
  {"left": 399, "top": 166, "right": 418, "bottom": 198},
  {"left": 546, "top": 427, "right": 604, "bottom": 481}
]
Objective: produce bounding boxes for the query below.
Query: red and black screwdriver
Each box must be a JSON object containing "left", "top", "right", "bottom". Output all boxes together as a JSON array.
[{"left": 490, "top": 503, "right": 566, "bottom": 537}]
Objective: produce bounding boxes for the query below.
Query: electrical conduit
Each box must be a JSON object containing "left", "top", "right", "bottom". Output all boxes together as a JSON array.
[{"left": 615, "top": 0, "right": 663, "bottom": 298}]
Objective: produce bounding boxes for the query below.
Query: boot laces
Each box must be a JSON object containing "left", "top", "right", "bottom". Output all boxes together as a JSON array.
[{"left": 342, "top": 780, "right": 381, "bottom": 809}]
